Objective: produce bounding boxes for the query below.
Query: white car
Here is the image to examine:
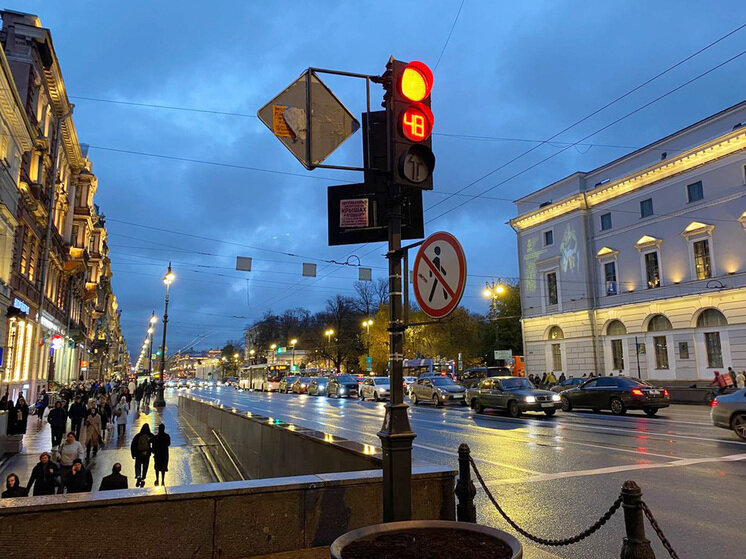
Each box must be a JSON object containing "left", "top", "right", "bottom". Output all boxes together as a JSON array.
[{"left": 360, "top": 377, "right": 391, "bottom": 401}]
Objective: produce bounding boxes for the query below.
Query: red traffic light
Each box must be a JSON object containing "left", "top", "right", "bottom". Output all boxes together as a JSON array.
[
  {"left": 398, "top": 61, "right": 433, "bottom": 102},
  {"left": 400, "top": 103, "right": 434, "bottom": 142}
]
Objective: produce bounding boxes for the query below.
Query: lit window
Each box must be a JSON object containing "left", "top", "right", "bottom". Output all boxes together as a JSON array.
[
  {"left": 693, "top": 239, "right": 711, "bottom": 280},
  {"left": 687, "top": 181, "right": 703, "bottom": 203},
  {"left": 640, "top": 198, "right": 654, "bottom": 218},
  {"left": 600, "top": 213, "right": 612, "bottom": 231},
  {"left": 644, "top": 252, "right": 660, "bottom": 288}
]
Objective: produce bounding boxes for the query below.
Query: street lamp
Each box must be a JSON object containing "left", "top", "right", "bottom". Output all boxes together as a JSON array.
[
  {"left": 324, "top": 329, "right": 335, "bottom": 371},
  {"left": 249, "top": 348, "right": 256, "bottom": 364},
  {"left": 289, "top": 338, "right": 298, "bottom": 370},
  {"left": 361, "top": 319, "right": 374, "bottom": 372},
  {"left": 482, "top": 281, "right": 506, "bottom": 320},
  {"left": 147, "top": 311, "right": 157, "bottom": 382},
  {"left": 154, "top": 263, "right": 175, "bottom": 408}
]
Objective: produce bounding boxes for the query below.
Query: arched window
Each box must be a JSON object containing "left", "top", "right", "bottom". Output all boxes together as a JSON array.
[
  {"left": 548, "top": 326, "right": 564, "bottom": 340},
  {"left": 606, "top": 320, "right": 626, "bottom": 336},
  {"left": 647, "top": 315, "right": 672, "bottom": 332},
  {"left": 696, "top": 309, "right": 727, "bottom": 328}
]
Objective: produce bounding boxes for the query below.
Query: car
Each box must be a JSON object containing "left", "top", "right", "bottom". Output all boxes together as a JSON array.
[
  {"left": 308, "top": 377, "right": 330, "bottom": 396},
  {"left": 292, "top": 376, "right": 314, "bottom": 394},
  {"left": 360, "top": 377, "right": 390, "bottom": 401},
  {"left": 458, "top": 367, "right": 511, "bottom": 389},
  {"left": 711, "top": 388, "right": 746, "bottom": 440},
  {"left": 550, "top": 377, "right": 585, "bottom": 392},
  {"left": 278, "top": 376, "right": 298, "bottom": 393},
  {"left": 466, "top": 376, "right": 561, "bottom": 417},
  {"left": 560, "top": 376, "right": 670, "bottom": 416},
  {"left": 327, "top": 374, "right": 360, "bottom": 398},
  {"left": 404, "top": 376, "right": 418, "bottom": 397},
  {"left": 410, "top": 376, "right": 466, "bottom": 406}
]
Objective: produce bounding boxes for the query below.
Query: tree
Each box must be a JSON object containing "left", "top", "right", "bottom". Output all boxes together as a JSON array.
[
  {"left": 353, "top": 281, "right": 377, "bottom": 315},
  {"left": 312, "top": 295, "right": 365, "bottom": 372},
  {"left": 479, "top": 280, "right": 523, "bottom": 364},
  {"left": 219, "top": 341, "right": 243, "bottom": 376}
]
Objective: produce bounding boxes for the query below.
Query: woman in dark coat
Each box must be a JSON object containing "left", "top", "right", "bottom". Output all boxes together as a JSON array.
[
  {"left": 11, "top": 396, "right": 29, "bottom": 435},
  {"left": 152, "top": 423, "right": 171, "bottom": 486},
  {"left": 2, "top": 473, "right": 28, "bottom": 498},
  {"left": 26, "top": 452, "right": 59, "bottom": 496}
]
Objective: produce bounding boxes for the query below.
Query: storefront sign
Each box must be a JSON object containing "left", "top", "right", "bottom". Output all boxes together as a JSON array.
[{"left": 12, "top": 298, "right": 30, "bottom": 314}]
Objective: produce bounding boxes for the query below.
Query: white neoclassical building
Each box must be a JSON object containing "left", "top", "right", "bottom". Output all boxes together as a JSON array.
[{"left": 510, "top": 100, "right": 746, "bottom": 381}]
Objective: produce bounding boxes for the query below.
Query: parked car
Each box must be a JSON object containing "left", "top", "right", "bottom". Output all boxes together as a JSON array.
[
  {"left": 279, "top": 376, "right": 298, "bottom": 393},
  {"left": 560, "top": 376, "right": 670, "bottom": 416},
  {"left": 308, "top": 377, "right": 330, "bottom": 396},
  {"left": 466, "top": 376, "right": 561, "bottom": 417},
  {"left": 550, "top": 377, "right": 585, "bottom": 392},
  {"left": 360, "top": 377, "right": 390, "bottom": 401},
  {"left": 711, "top": 388, "right": 746, "bottom": 440},
  {"left": 459, "top": 367, "right": 511, "bottom": 389},
  {"left": 292, "top": 377, "right": 314, "bottom": 394},
  {"left": 410, "top": 376, "right": 466, "bottom": 406},
  {"left": 327, "top": 374, "right": 360, "bottom": 398}
]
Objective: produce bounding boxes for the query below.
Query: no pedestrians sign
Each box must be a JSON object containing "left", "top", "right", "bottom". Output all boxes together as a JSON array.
[{"left": 412, "top": 232, "right": 467, "bottom": 319}]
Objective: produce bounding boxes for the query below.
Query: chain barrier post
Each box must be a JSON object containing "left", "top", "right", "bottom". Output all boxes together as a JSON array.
[
  {"left": 621, "top": 480, "right": 656, "bottom": 559},
  {"left": 455, "top": 443, "right": 476, "bottom": 523}
]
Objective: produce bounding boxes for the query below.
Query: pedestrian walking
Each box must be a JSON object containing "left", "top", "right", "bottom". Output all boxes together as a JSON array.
[
  {"left": 26, "top": 452, "right": 60, "bottom": 496},
  {"left": 737, "top": 370, "right": 746, "bottom": 390},
  {"left": 69, "top": 395, "right": 86, "bottom": 440},
  {"left": 114, "top": 396, "right": 129, "bottom": 437},
  {"left": 34, "top": 390, "right": 49, "bottom": 423},
  {"left": 62, "top": 459, "right": 93, "bottom": 494},
  {"left": 47, "top": 401, "right": 68, "bottom": 449},
  {"left": 99, "top": 462, "right": 128, "bottom": 491},
  {"left": 134, "top": 382, "right": 144, "bottom": 410},
  {"left": 83, "top": 407, "right": 102, "bottom": 460},
  {"left": 2, "top": 473, "right": 27, "bottom": 498},
  {"left": 558, "top": 372, "right": 566, "bottom": 383},
  {"left": 10, "top": 395, "right": 29, "bottom": 435},
  {"left": 99, "top": 396, "right": 112, "bottom": 443},
  {"left": 152, "top": 423, "right": 171, "bottom": 486},
  {"left": 144, "top": 382, "right": 153, "bottom": 406},
  {"left": 58, "top": 432, "right": 85, "bottom": 482},
  {"left": 131, "top": 423, "right": 153, "bottom": 487},
  {"left": 128, "top": 379, "right": 136, "bottom": 396}
]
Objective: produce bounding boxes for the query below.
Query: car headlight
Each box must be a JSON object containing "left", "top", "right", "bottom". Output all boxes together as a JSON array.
[
  {"left": 552, "top": 394, "right": 561, "bottom": 402},
  {"left": 524, "top": 396, "right": 536, "bottom": 403},
  {"left": 340, "top": 388, "right": 346, "bottom": 393},
  {"left": 301, "top": 384, "right": 306, "bottom": 388}
]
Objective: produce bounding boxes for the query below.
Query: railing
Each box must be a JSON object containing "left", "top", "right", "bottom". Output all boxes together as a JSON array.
[{"left": 456, "top": 443, "right": 678, "bottom": 558}]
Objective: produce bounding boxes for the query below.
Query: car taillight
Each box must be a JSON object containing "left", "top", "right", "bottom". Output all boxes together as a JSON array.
[
  {"left": 663, "top": 389, "right": 670, "bottom": 398},
  {"left": 630, "top": 388, "right": 644, "bottom": 397},
  {"left": 711, "top": 399, "right": 719, "bottom": 408}
]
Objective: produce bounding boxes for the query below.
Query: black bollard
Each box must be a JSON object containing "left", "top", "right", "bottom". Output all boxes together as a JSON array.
[
  {"left": 455, "top": 443, "right": 477, "bottom": 523},
  {"left": 620, "top": 480, "right": 656, "bottom": 559}
]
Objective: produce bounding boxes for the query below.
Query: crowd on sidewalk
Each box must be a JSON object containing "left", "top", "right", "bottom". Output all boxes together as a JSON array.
[{"left": 1, "top": 379, "right": 170, "bottom": 499}]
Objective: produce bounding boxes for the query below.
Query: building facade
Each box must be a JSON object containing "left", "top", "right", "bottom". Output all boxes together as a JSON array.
[
  {"left": 0, "top": 11, "right": 128, "bottom": 399},
  {"left": 511, "top": 101, "right": 746, "bottom": 381}
]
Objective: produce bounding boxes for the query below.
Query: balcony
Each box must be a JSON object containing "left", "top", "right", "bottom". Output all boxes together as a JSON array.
[{"left": 65, "top": 246, "right": 89, "bottom": 273}]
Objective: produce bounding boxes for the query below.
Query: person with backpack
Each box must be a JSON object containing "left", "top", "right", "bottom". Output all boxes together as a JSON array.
[
  {"left": 26, "top": 452, "right": 60, "bottom": 496},
  {"left": 152, "top": 423, "right": 171, "bottom": 486},
  {"left": 131, "top": 424, "right": 154, "bottom": 487}
]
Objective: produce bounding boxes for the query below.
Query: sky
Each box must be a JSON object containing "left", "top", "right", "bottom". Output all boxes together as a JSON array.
[{"left": 11, "top": 0, "right": 746, "bottom": 356}]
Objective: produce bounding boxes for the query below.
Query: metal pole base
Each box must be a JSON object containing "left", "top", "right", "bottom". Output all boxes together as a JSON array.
[
  {"left": 378, "top": 402, "right": 416, "bottom": 523},
  {"left": 153, "top": 382, "right": 166, "bottom": 408}
]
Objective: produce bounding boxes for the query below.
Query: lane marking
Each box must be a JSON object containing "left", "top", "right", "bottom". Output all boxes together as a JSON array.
[{"left": 485, "top": 453, "right": 746, "bottom": 485}]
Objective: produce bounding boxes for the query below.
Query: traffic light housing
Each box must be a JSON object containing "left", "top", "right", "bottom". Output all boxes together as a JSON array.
[{"left": 388, "top": 59, "right": 435, "bottom": 190}]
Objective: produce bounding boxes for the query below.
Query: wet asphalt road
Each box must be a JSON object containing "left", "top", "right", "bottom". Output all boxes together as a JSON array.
[{"left": 184, "top": 386, "right": 746, "bottom": 559}]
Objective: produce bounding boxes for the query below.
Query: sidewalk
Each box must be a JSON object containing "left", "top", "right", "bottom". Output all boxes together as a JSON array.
[{"left": 0, "top": 392, "right": 215, "bottom": 492}]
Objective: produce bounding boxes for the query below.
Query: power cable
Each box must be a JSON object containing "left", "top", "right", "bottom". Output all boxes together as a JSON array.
[{"left": 433, "top": 0, "right": 466, "bottom": 71}]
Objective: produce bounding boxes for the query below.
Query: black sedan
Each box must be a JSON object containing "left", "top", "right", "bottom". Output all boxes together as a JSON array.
[
  {"left": 326, "top": 374, "right": 360, "bottom": 398},
  {"left": 466, "top": 376, "right": 561, "bottom": 417},
  {"left": 308, "top": 377, "right": 329, "bottom": 396},
  {"left": 560, "top": 376, "right": 670, "bottom": 416}
]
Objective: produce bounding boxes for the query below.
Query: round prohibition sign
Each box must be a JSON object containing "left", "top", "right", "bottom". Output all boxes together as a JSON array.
[{"left": 412, "top": 231, "right": 467, "bottom": 319}]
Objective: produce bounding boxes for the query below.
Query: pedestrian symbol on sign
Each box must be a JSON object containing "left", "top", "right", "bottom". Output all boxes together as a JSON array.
[
  {"left": 413, "top": 232, "right": 467, "bottom": 319},
  {"left": 428, "top": 246, "right": 449, "bottom": 304}
]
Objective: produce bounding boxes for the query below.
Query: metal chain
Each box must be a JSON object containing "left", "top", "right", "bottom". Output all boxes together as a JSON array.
[
  {"left": 641, "top": 501, "right": 680, "bottom": 559},
  {"left": 468, "top": 456, "right": 622, "bottom": 547}
]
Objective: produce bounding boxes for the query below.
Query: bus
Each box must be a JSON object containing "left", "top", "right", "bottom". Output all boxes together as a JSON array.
[{"left": 239, "top": 364, "right": 290, "bottom": 391}]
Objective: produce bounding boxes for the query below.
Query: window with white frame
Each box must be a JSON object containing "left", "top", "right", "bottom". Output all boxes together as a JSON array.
[
  {"left": 681, "top": 222, "right": 715, "bottom": 281},
  {"left": 597, "top": 247, "right": 619, "bottom": 296},
  {"left": 644, "top": 252, "right": 660, "bottom": 288},
  {"left": 693, "top": 240, "right": 712, "bottom": 280},
  {"left": 546, "top": 272, "right": 558, "bottom": 306}
]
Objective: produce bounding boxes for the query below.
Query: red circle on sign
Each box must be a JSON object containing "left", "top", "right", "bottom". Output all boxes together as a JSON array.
[{"left": 412, "top": 231, "right": 467, "bottom": 319}]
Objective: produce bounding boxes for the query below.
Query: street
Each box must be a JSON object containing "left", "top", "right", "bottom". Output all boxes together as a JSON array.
[{"left": 188, "top": 386, "right": 746, "bottom": 559}]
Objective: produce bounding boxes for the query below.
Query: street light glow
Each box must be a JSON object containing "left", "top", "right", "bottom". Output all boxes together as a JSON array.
[
  {"left": 163, "top": 269, "right": 176, "bottom": 285},
  {"left": 290, "top": 338, "right": 297, "bottom": 346},
  {"left": 495, "top": 284, "right": 505, "bottom": 295},
  {"left": 249, "top": 349, "right": 255, "bottom": 355},
  {"left": 150, "top": 315, "right": 158, "bottom": 325},
  {"left": 270, "top": 343, "right": 277, "bottom": 350},
  {"left": 147, "top": 327, "right": 153, "bottom": 334}
]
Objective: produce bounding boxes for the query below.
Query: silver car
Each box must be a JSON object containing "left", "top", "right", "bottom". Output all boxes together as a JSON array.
[
  {"left": 410, "top": 376, "right": 466, "bottom": 406},
  {"left": 360, "top": 377, "right": 390, "bottom": 401},
  {"left": 711, "top": 388, "right": 746, "bottom": 440}
]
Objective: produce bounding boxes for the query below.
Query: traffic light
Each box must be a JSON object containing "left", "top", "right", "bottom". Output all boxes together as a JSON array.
[{"left": 388, "top": 59, "right": 435, "bottom": 190}]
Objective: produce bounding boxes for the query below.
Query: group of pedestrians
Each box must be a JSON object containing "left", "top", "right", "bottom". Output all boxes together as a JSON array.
[
  {"left": 2, "top": 378, "right": 170, "bottom": 500},
  {"left": 0, "top": 391, "right": 30, "bottom": 435},
  {"left": 528, "top": 371, "right": 565, "bottom": 389}
]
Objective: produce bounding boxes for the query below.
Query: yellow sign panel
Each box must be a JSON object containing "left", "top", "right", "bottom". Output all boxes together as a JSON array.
[{"left": 272, "top": 105, "right": 294, "bottom": 138}]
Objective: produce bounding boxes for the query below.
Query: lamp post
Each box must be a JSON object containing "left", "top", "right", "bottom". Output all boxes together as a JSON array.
[
  {"left": 482, "top": 281, "right": 506, "bottom": 320},
  {"left": 270, "top": 343, "right": 277, "bottom": 364},
  {"left": 154, "top": 263, "right": 175, "bottom": 408},
  {"left": 362, "top": 319, "right": 374, "bottom": 372},
  {"left": 147, "top": 311, "right": 157, "bottom": 382},
  {"left": 249, "top": 348, "right": 256, "bottom": 364},
  {"left": 289, "top": 338, "right": 298, "bottom": 370},
  {"left": 324, "top": 329, "right": 334, "bottom": 371}
]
